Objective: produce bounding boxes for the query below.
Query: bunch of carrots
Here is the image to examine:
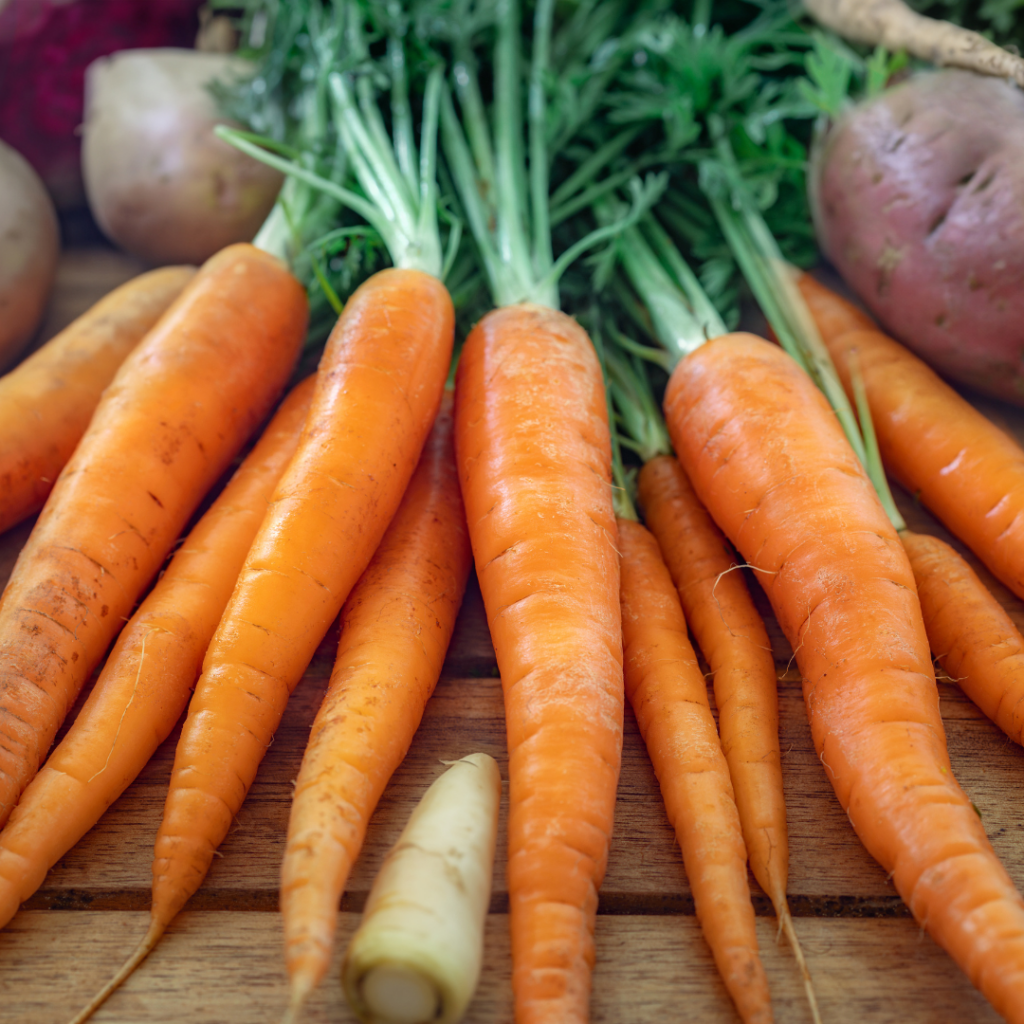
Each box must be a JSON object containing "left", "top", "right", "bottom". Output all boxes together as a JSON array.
[{"left": 3, "top": 1, "right": 1024, "bottom": 1023}]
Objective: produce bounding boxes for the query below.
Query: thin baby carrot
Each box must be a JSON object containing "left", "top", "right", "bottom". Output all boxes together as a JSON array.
[
  {"left": 0, "top": 375, "right": 314, "bottom": 930},
  {"left": 666, "top": 331, "right": 1024, "bottom": 1024},
  {"left": 454, "top": 304, "right": 623, "bottom": 1024},
  {"left": 0, "top": 265, "right": 196, "bottom": 535},
  {"left": 0, "top": 242, "right": 306, "bottom": 827},
  {"left": 618, "top": 515, "right": 771, "bottom": 1024},
  {"left": 798, "top": 271, "right": 1024, "bottom": 603},
  {"left": 901, "top": 528, "right": 1024, "bottom": 745},
  {"left": 636, "top": 458, "right": 792, "bottom": 931},
  {"left": 281, "top": 391, "right": 472, "bottom": 1020}
]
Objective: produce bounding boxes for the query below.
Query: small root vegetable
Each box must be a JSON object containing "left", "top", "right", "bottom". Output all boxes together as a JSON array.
[
  {"left": 803, "top": 0, "right": 1024, "bottom": 86},
  {"left": 0, "top": 264, "right": 195, "bottom": 535},
  {"left": 340, "top": 753, "right": 501, "bottom": 1024},
  {"left": 82, "top": 49, "right": 283, "bottom": 266},
  {"left": 0, "top": 139, "right": 59, "bottom": 369}
]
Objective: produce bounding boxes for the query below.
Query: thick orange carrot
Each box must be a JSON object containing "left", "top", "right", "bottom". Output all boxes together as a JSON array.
[
  {"left": 618, "top": 516, "right": 771, "bottom": 1024},
  {"left": 666, "top": 331, "right": 1024, "bottom": 1023},
  {"left": 67, "top": 268, "right": 454, "bottom": 1024},
  {"left": 798, "top": 271, "right": 1024, "bottom": 604},
  {"left": 0, "top": 375, "right": 314, "bottom": 930},
  {"left": 0, "top": 243, "right": 306, "bottom": 828},
  {"left": 454, "top": 304, "right": 622, "bottom": 1024},
  {"left": 280, "top": 391, "right": 472, "bottom": 1017},
  {"left": 636, "top": 457, "right": 786, "bottom": 920},
  {"left": 901, "top": 528, "right": 1024, "bottom": 745},
  {"left": 0, "top": 265, "right": 195, "bottom": 535}
]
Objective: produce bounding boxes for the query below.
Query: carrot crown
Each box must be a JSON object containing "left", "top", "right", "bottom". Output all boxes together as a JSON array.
[
  {"left": 435, "top": 0, "right": 665, "bottom": 310},
  {"left": 699, "top": 129, "right": 906, "bottom": 531},
  {"left": 218, "top": 2, "right": 454, "bottom": 280}
]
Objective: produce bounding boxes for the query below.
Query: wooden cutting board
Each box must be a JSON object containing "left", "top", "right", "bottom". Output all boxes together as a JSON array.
[{"left": 2, "top": 250, "right": 1023, "bottom": 1024}]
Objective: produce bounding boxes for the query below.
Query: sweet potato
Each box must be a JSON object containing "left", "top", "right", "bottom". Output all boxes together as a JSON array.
[{"left": 811, "top": 69, "right": 1024, "bottom": 404}]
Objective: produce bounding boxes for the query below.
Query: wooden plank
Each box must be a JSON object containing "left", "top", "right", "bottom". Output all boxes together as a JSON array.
[{"left": 0, "top": 912, "right": 1002, "bottom": 1024}]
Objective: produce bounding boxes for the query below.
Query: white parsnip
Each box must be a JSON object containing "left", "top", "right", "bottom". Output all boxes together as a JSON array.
[
  {"left": 341, "top": 753, "right": 501, "bottom": 1024},
  {"left": 804, "top": 0, "right": 1024, "bottom": 87}
]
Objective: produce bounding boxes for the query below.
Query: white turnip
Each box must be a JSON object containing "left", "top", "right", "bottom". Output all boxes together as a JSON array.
[{"left": 81, "top": 49, "right": 283, "bottom": 266}]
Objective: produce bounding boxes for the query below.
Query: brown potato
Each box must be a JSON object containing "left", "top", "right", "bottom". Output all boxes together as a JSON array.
[
  {"left": 82, "top": 49, "right": 283, "bottom": 266},
  {"left": 811, "top": 70, "right": 1024, "bottom": 404},
  {"left": 0, "top": 140, "right": 59, "bottom": 371}
]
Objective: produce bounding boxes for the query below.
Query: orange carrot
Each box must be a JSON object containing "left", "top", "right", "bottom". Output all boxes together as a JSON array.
[
  {"left": 281, "top": 391, "right": 472, "bottom": 1018},
  {"left": 0, "top": 265, "right": 196, "bottom": 535},
  {"left": 666, "top": 330, "right": 1024, "bottom": 1023},
  {"left": 618, "top": 515, "right": 771, "bottom": 1024},
  {"left": 69, "top": 267, "right": 454, "bottom": 1024},
  {"left": 0, "top": 375, "right": 314, "bottom": 930},
  {"left": 0, "top": 243, "right": 306, "bottom": 828},
  {"left": 901, "top": 528, "right": 1024, "bottom": 745},
  {"left": 454, "top": 304, "right": 623, "bottom": 1024},
  {"left": 0, "top": 264, "right": 194, "bottom": 536},
  {"left": 798, "top": 271, "right": 1024, "bottom": 604},
  {"left": 636, "top": 459, "right": 790, "bottom": 920}
]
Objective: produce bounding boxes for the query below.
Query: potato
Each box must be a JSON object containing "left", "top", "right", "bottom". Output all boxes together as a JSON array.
[
  {"left": 82, "top": 49, "right": 283, "bottom": 266},
  {"left": 0, "top": 139, "right": 59, "bottom": 370},
  {"left": 811, "top": 70, "right": 1024, "bottom": 404}
]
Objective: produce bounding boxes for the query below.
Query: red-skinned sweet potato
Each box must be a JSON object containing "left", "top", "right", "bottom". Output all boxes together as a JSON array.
[{"left": 811, "top": 69, "right": 1024, "bottom": 404}]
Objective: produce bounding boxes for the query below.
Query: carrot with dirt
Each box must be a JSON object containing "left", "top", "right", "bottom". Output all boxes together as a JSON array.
[
  {"left": 281, "top": 391, "right": 472, "bottom": 1021},
  {"left": 0, "top": 242, "right": 306, "bottom": 831},
  {"left": 599, "top": 213, "right": 816, "bottom": 1022},
  {"left": 69, "top": 13, "right": 457, "bottom": 1020},
  {"left": 695, "top": 157, "right": 1024, "bottom": 1021},
  {"left": 0, "top": 375, "right": 314, "bottom": 930},
  {"left": 0, "top": 264, "right": 195, "bottom": 536},
  {"left": 435, "top": 2, "right": 669, "bottom": 1017}
]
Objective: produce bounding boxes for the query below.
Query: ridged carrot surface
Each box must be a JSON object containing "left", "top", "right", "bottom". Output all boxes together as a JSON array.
[
  {"left": 618, "top": 516, "right": 771, "bottom": 1024},
  {"left": 665, "top": 331, "right": 1024, "bottom": 1023},
  {"left": 0, "top": 376, "right": 314, "bottom": 930},
  {"left": 798, "top": 271, "right": 1024, "bottom": 603},
  {"left": 0, "top": 265, "right": 195, "bottom": 535},
  {"left": 281, "top": 391, "right": 472, "bottom": 1013},
  {"left": 454, "top": 304, "right": 623, "bottom": 1024},
  {"left": 901, "top": 528, "right": 1024, "bottom": 746},
  {"left": 637, "top": 456, "right": 786, "bottom": 918},
  {"left": 150, "top": 268, "right": 453, "bottom": 932},
  {"left": 0, "top": 243, "right": 306, "bottom": 828}
]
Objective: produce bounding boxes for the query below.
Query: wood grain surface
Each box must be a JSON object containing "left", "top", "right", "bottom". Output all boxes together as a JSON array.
[{"left": 2, "top": 251, "right": 1023, "bottom": 1023}]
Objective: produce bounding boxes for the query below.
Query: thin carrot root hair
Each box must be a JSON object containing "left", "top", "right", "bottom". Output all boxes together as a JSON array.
[{"left": 67, "top": 920, "right": 166, "bottom": 1024}]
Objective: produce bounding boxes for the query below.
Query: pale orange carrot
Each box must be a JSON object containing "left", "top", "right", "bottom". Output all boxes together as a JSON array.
[{"left": 0, "top": 265, "right": 195, "bottom": 535}]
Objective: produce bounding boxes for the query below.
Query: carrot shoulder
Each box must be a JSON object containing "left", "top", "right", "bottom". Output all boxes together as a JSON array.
[
  {"left": 151, "top": 267, "right": 453, "bottom": 932},
  {"left": 454, "top": 303, "right": 623, "bottom": 1024},
  {"left": 618, "top": 516, "right": 771, "bottom": 1024},
  {"left": 798, "top": 271, "right": 1024, "bottom": 603},
  {"left": 0, "top": 376, "right": 314, "bottom": 930},
  {"left": 637, "top": 456, "right": 786, "bottom": 918},
  {"left": 0, "top": 264, "right": 195, "bottom": 535},
  {"left": 0, "top": 243, "right": 306, "bottom": 827},
  {"left": 281, "top": 391, "right": 472, "bottom": 1015},
  {"left": 665, "top": 331, "right": 1024, "bottom": 1023}
]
